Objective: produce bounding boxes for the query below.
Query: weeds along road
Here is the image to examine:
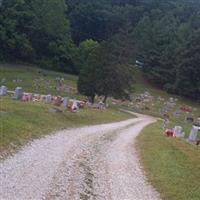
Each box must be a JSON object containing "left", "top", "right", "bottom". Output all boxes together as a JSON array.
[{"left": 0, "top": 115, "right": 160, "bottom": 200}]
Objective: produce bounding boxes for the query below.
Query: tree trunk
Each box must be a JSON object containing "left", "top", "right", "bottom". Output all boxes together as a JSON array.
[
  {"left": 103, "top": 95, "right": 108, "bottom": 104},
  {"left": 90, "top": 94, "right": 95, "bottom": 104}
]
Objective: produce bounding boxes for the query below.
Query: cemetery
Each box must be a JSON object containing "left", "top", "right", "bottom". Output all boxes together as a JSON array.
[
  {"left": 0, "top": 64, "right": 133, "bottom": 156},
  {"left": 0, "top": 0, "right": 200, "bottom": 199},
  {"left": 117, "top": 87, "right": 200, "bottom": 146},
  {"left": 0, "top": 64, "right": 199, "bottom": 200},
  {"left": 1, "top": 65, "right": 199, "bottom": 155}
]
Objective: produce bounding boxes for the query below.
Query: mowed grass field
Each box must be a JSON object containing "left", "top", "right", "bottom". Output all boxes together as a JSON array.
[
  {"left": 0, "top": 64, "right": 133, "bottom": 156},
  {"left": 137, "top": 122, "right": 200, "bottom": 200},
  {"left": 133, "top": 69, "right": 200, "bottom": 199}
]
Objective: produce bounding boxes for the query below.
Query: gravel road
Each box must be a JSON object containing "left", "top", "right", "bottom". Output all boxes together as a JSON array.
[{"left": 0, "top": 114, "right": 160, "bottom": 200}]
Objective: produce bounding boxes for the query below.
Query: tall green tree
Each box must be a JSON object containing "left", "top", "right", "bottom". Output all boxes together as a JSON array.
[
  {"left": 175, "top": 29, "right": 200, "bottom": 100},
  {"left": 78, "top": 30, "right": 135, "bottom": 103}
]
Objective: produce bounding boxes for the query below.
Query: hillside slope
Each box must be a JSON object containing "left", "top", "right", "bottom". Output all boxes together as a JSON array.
[{"left": 0, "top": 64, "right": 132, "bottom": 156}]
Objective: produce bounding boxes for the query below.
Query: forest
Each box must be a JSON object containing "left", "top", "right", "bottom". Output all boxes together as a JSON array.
[{"left": 0, "top": 0, "right": 200, "bottom": 100}]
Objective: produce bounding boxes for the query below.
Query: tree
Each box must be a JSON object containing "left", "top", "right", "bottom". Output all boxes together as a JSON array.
[
  {"left": 0, "top": 0, "right": 77, "bottom": 72},
  {"left": 95, "top": 43, "right": 134, "bottom": 103},
  {"left": 174, "top": 29, "right": 200, "bottom": 100},
  {"left": 77, "top": 49, "right": 98, "bottom": 103},
  {"left": 77, "top": 39, "right": 99, "bottom": 71},
  {"left": 78, "top": 30, "right": 135, "bottom": 103}
]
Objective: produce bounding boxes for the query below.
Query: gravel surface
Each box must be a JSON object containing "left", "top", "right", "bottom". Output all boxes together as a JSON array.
[{"left": 0, "top": 114, "right": 160, "bottom": 200}]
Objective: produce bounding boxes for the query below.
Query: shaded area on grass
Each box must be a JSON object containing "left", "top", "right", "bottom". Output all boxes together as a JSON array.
[{"left": 136, "top": 122, "right": 200, "bottom": 200}]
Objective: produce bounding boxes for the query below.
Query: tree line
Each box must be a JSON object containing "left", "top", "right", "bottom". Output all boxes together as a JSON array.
[{"left": 0, "top": 0, "right": 199, "bottom": 100}]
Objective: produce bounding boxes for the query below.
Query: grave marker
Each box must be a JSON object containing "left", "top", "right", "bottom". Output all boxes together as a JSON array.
[
  {"left": 188, "top": 126, "right": 199, "bottom": 142},
  {"left": 62, "top": 97, "right": 69, "bottom": 107},
  {"left": 0, "top": 86, "right": 7, "bottom": 96},
  {"left": 45, "top": 95, "right": 52, "bottom": 103},
  {"left": 13, "top": 87, "right": 24, "bottom": 100},
  {"left": 173, "top": 126, "right": 184, "bottom": 138}
]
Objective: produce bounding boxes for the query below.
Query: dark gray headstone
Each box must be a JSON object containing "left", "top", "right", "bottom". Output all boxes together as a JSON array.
[{"left": 62, "top": 97, "right": 69, "bottom": 107}]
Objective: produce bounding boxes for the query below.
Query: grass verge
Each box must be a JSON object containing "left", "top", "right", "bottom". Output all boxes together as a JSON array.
[{"left": 136, "top": 121, "right": 200, "bottom": 200}]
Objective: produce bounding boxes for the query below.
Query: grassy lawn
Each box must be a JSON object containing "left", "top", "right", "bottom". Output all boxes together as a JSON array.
[
  {"left": 0, "top": 63, "right": 80, "bottom": 98},
  {"left": 133, "top": 68, "right": 200, "bottom": 199},
  {"left": 137, "top": 122, "right": 200, "bottom": 200},
  {"left": 0, "top": 97, "right": 133, "bottom": 156}
]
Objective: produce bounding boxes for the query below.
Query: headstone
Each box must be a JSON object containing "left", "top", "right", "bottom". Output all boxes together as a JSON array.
[
  {"left": 13, "top": 87, "right": 24, "bottom": 100},
  {"left": 22, "top": 94, "right": 28, "bottom": 102},
  {"left": 188, "top": 126, "right": 199, "bottom": 142},
  {"left": 173, "top": 126, "right": 184, "bottom": 138},
  {"left": 40, "top": 95, "right": 46, "bottom": 102},
  {"left": 0, "top": 86, "right": 7, "bottom": 96},
  {"left": 21, "top": 93, "right": 32, "bottom": 102},
  {"left": 27, "top": 93, "right": 33, "bottom": 101},
  {"left": 98, "top": 101, "right": 104, "bottom": 110},
  {"left": 161, "top": 104, "right": 168, "bottom": 113},
  {"left": 184, "top": 113, "right": 194, "bottom": 123},
  {"left": 144, "top": 91, "right": 150, "bottom": 98},
  {"left": 72, "top": 100, "right": 78, "bottom": 112},
  {"left": 194, "top": 117, "right": 200, "bottom": 127},
  {"left": 169, "top": 97, "right": 174, "bottom": 103},
  {"left": 33, "top": 94, "right": 40, "bottom": 101},
  {"left": 62, "top": 97, "right": 69, "bottom": 107},
  {"left": 45, "top": 95, "right": 52, "bottom": 103},
  {"left": 53, "top": 96, "right": 62, "bottom": 106}
]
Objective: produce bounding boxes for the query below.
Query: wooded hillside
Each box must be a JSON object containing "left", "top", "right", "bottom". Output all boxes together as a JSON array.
[{"left": 0, "top": 0, "right": 199, "bottom": 100}]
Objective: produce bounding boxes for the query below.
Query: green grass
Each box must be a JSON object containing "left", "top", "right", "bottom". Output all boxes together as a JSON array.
[
  {"left": 137, "top": 122, "right": 200, "bottom": 200},
  {"left": 0, "top": 63, "right": 80, "bottom": 98},
  {"left": 133, "top": 68, "right": 200, "bottom": 199},
  {"left": 0, "top": 97, "right": 132, "bottom": 155}
]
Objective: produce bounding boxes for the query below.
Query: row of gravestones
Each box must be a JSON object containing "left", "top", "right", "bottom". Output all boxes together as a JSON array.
[
  {"left": 0, "top": 85, "right": 26, "bottom": 99},
  {"left": 0, "top": 85, "right": 82, "bottom": 112},
  {"left": 164, "top": 120, "right": 200, "bottom": 144}
]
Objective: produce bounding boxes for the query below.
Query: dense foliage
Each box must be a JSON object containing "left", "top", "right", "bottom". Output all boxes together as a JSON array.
[
  {"left": 78, "top": 31, "right": 135, "bottom": 102},
  {"left": 0, "top": 0, "right": 199, "bottom": 99}
]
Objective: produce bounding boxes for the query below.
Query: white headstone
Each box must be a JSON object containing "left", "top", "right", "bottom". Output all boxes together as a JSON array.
[
  {"left": 13, "top": 87, "right": 24, "bottom": 100},
  {"left": 0, "top": 85, "right": 7, "bottom": 96},
  {"left": 173, "top": 126, "right": 183, "bottom": 138},
  {"left": 45, "top": 95, "right": 52, "bottom": 103},
  {"left": 188, "top": 126, "right": 199, "bottom": 142}
]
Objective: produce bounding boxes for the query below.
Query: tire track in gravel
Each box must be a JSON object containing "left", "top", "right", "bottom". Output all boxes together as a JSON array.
[{"left": 0, "top": 115, "right": 160, "bottom": 200}]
